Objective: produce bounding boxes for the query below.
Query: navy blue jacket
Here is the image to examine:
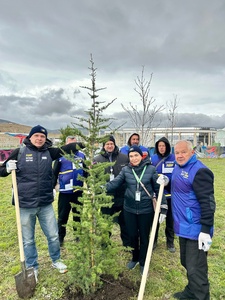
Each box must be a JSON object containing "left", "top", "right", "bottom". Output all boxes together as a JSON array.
[
  {"left": 94, "top": 145, "right": 129, "bottom": 207},
  {"left": 0, "top": 137, "right": 81, "bottom": 208},
  {"left": 106, "top": 157, "right": 167, "bottom": 214}
]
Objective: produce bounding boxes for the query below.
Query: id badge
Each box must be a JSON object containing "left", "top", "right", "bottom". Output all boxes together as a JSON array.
[
  {"left": 135, "top": 191, "right": 141, "bottom": 201},
  {"left": 110, "top": 174, "right": 115, "bottom": 181}
]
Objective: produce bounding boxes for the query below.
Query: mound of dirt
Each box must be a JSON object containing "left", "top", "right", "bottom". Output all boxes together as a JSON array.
[{"left": 61, "top": 274, "right": 139, "bottom": 300}]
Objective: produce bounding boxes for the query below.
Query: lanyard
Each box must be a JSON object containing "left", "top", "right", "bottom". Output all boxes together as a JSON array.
[{"left": 132, "top": 166, "right": 147, "bottom": 183}]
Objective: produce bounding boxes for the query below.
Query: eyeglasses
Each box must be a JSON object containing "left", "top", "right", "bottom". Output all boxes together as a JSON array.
[{"left": 67, "top": 136, "right": 76, "bottom": 139}]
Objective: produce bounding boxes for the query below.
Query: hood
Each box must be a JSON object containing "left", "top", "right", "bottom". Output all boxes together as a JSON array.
[
  {"left": 23, "top": 136, "right": 53, "bottom": 151},
  {"left": 155, "top": 137, "right": 171, "bottom": 157},
  {"left": 127, "top": 133, "right": 140, "bottom": 147}
]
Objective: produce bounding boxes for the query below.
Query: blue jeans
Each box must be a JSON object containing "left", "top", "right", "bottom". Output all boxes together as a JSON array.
[{"left": 20, "top": 204, "right": 60, "bottom": 269}]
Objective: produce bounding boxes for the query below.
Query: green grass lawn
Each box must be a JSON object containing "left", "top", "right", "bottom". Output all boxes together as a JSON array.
[{"left": 0, "top": 158, "right": 225, "bottom": 299}]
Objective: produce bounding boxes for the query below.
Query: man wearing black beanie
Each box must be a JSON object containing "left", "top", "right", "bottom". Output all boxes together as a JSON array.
[{"left": 0, "top": 125, "right": 82, "bottom": 282}]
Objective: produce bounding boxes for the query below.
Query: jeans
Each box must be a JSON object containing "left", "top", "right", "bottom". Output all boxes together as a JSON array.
[{"left": 20, "top": 204, "right": 60, "bottom": 269}]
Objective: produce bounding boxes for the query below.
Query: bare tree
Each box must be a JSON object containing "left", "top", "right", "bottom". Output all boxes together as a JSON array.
[
  {"left": 166, "top": 94, "right": 179, "bottom": 146},
  {"left": 121, "top": 66, "right": 164, "bottom": 146}
]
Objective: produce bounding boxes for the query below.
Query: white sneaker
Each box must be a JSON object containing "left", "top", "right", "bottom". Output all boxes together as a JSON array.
[
  {"left": 34, "top": 269, "right": 38, "bottom": 283},
  {"left": 52, "top": 260, "right": 68, "bottom": 273}
]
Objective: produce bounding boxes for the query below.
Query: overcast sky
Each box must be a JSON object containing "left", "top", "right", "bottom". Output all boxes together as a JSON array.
[{"left": 0, "top": 0, "right": 225, "bottom": 130}]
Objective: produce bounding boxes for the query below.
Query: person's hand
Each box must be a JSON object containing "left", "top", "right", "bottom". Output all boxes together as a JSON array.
[
  {"left": 157, "top": 175, "right": 169, "bottom": 186},
  {"left": 6, "top": 160, "right": 17, "bottom": 173},
  {"left": 159, "top": 207, "right": 167, "bottom": 223},
  {"left": 198, "top": 232, "right": 212, "bottom": 252},
  {"left": 159, "top": 213, "right": 166, "bottom": 224}
]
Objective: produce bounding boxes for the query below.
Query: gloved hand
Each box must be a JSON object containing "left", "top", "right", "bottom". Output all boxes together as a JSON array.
[
  {"left": 159, "top": 207, "right": 167, "bottom": 223},
  {"left": 6, "top": 160, "right": 17, "bottom": 173},
  {"left": 53, "top": 189, "right": 56, "bottom": 198},
  {"left": 159, "top": 213, "right": 166, "bottom": 224},
  {"left": 157, "top": 174, "right": 169, "bottom": 186},
  {"left": 198, "top": 232, "right": 212, "bottom": 252}
]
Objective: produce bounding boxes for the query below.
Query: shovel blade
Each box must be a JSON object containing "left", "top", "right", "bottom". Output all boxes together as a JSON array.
[{"left": 15, "top": 267, "right": 36, "bottom": 299}]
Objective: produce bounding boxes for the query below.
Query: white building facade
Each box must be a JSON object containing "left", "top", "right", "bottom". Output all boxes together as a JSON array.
[{"left": 104, "top": 127, "right": 217, "bottom": 148}]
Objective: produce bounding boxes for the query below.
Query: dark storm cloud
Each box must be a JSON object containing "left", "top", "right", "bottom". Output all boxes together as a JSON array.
[
  {"left": 1, "top": 0, "right": 224, "bottom": 73},
  {"left": 0, "top": 0, "right": 225, "bottom": 129},
  {"left": 34, "top": 88, "right": 74, "bottom": 116},
  {"left": 0, "top": 95, "right": 36, "bottom": 111}
]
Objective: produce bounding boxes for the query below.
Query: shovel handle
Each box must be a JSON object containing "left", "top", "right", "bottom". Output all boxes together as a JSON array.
[
  {"left": 12, "top": 170, "right": 25, "bottom": 262},
  {"left": 137, "top": 183, "right": 165, "bottom": 300}
]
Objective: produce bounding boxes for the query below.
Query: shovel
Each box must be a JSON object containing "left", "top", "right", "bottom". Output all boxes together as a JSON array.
[
  {"left": 12, "top": 169, "right": 36, "bottom": 299},
  {"left": 137, "top": 182, "right": 165, "bottom": 300}
]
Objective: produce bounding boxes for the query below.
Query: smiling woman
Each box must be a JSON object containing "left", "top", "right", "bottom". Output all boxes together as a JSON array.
[
  {"left": 106, "top": 144, "right": 168, "bottom": 275},
  {"left": 128, "top": 145, "right": 143, "bottom": 166}
]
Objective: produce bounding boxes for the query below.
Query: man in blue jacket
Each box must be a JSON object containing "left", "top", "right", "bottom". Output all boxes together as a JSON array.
[
  {"left": 120, "top": 133, "right": 149, "bottom": 158},
  {"left": 53, "top": 136, "right": 86, "bottom": 247},
  {"left": 172, "top": 140, "right": 215, "bottom": 300}
]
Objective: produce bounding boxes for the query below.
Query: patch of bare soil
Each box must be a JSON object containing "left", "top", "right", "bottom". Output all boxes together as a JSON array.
[{"left": 61, "top": 274, "right": 139, "bottom": 300}]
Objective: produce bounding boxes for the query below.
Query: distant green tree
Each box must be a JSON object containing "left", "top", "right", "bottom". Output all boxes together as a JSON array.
[
  {"left": 65, "top": 54, "right": 124, "bottom": 295},
  {"left": 58, "top": 125, "right": 78, "bottom": 146}
]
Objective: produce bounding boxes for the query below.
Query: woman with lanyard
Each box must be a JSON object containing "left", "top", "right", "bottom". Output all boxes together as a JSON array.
[{"left": 106, "top": 145, "right": 167, "bottom": 275}]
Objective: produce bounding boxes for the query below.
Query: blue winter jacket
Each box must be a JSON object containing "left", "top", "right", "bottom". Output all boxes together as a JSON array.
[
  {"left": 58, "top": 152, "right": 85, "bottom": 193},
  {"left": 171, "top": 154, "right": 215, "bottom": 240},
  {"left": 151, "top": 137, "right": 175, "bottom": 198}
]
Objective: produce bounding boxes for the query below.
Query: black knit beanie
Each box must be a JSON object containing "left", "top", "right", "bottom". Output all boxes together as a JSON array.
[
  {"left": 28, "top": 125, "right": 48, "bottom": 138},
  {"left": 103, "top": 135, "right": 116, "bottom": 146},
  {"left": 128, "top": 145, "right": 143, "bottom": 156}
]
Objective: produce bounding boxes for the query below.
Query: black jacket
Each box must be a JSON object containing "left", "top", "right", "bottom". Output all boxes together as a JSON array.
[
  {"left": 0, "top": 137, "right": 81, "bottom": 208},
  {"left": 106, "top": 157, "right": 167, "bottom": 214},
  {"left": 94, "top": 145, "right": 129, "bottom": 207}
]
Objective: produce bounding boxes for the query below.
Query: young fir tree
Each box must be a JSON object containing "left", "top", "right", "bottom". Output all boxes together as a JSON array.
[
  {"left": 65, "top": 55, "right": 125, "bottom": 295},
  {"left": 58, "top": 125, "right": 78, "bottom": 146}
]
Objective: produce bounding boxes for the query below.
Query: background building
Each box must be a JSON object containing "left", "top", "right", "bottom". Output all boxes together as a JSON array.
[
  {"left": 215, "top": 128, "right": 225, "bottom": 146},
  {"left": 105, "top": 127, "right": 217, "bottom": 148}
]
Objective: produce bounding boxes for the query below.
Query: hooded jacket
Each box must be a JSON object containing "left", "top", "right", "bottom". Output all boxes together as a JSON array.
[
  {"left": 106, "top": 156, "right": 167, "bottom": 214},
  {"left": 0, "top": 136, "right": 81, "bottom": 208},
  {"left": 120, "top": 133, "right": 149, "bottom": 157},
  {"left": 151, "top": 137, "right": 175, "bottom": 197}
]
